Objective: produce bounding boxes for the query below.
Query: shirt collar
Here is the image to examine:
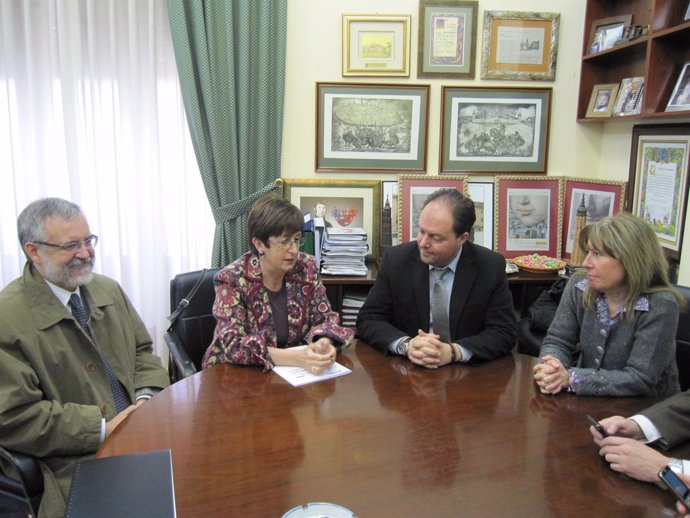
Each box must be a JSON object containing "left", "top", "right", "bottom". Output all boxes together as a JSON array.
[
  {"left": 44, "top": 280, "right": 82, "bottom": 308},
  {"left": 428, "top": 247, "right": 462, "bottom": 273},
  {"left": 575, "top": 277, "right": 649, "bottom": 312}
]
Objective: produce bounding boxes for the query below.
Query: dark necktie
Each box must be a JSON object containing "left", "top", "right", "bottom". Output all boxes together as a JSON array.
[
  {"left": 430, "top": 267, "right": 451, "bottom": 343},
  {"left": 69, "top": 293, "right": 131, "bottom": 412}
]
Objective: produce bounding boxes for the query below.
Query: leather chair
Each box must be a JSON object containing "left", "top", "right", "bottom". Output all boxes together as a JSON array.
[
  {"left": 164, "top": 268, "right": 220, "bottom": 383},
  {"left": 0, "top": 446, "right": 43, "bottom": 518},
  {"left": 674, "top": 284, "right": 690, "bottom": 391}
]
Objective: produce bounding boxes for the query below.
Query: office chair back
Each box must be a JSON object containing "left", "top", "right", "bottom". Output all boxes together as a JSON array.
[
  {"left": 675, "top": 285, "right": 690, "bottom": 391},
  {"left": 165, "top": 268, "right": 221, "bottom": 383}
]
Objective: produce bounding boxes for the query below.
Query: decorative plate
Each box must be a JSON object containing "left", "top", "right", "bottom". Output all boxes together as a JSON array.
[{"left": 511, "top": 254, "right": 566, "bottom": 274}]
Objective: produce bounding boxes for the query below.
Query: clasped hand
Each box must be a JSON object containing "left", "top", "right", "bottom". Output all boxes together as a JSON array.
[
  {"left": 301, "top": 338, "right": 336, "bottom": 376},
  {"left": 532, "top": 355, "right": 569, "bottom": 394},
  {"left": 407, "top": 329, "right": 451, "bottom": 369}
]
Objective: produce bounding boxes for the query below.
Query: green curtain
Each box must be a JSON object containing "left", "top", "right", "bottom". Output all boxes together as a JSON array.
[{"left": 166, "top": 0, "right": 287, "bottom": 266}]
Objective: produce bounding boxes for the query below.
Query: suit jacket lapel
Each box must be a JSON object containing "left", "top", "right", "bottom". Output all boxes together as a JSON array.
[
  {"left": 408, "top": 248, "right": 431, "bottom": 329},
  {"left": 449, "top": 243, "right": 478, "bottom": 332}
]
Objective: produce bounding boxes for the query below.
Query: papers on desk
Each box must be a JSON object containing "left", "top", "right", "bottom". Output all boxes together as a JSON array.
[{"left": 272, "top": 347, "right": 351, "bottom": 386}]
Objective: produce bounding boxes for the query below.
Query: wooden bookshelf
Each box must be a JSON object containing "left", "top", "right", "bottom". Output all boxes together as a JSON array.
[{"left": 578, "top": 0, "right": 690, "bottom": 121}]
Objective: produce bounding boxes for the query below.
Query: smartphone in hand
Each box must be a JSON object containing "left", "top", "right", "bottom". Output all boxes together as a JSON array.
[
  {"left": 586, "top": 414, "right": 609, "bottom": 438},
  {"left": 659, "top": 465, "right": 690, "bottom": 508}
]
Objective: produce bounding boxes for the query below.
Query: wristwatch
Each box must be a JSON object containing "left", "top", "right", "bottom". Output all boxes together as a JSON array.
[
  {"left": 396, "top": 336, "right": 411, "bottom": 356},
  {"left": 669, "top": 458, "right": 684, "bottom": 474}
]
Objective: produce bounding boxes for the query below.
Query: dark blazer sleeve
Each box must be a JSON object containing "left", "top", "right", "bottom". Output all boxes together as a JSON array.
[
  {"left": 450, "top": 243, "right": 517, "bottom": 362},
  {"left": 640, "top": 390, "right": 690, "bottom": 449},
  {"left": 356, "top": 243, "right": 427, "bottom": 353}
]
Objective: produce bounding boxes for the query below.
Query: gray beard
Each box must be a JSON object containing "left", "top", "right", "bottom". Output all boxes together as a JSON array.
[{"left": 42, "top": 257, "right": 95, "bottom": 291}]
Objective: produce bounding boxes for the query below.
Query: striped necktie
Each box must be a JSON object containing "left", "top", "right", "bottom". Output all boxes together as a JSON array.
[{"left": 430, "top": 267, "right": 450, "bottom": 343}]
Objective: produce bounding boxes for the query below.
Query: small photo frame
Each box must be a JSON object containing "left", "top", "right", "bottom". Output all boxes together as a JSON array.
[
  {"left": 561, "top": 178, "right": 626, "bottom": 260},
  {"left": 481, "top": 11, "right": 560, "bottom": 81},
  {"left": 587, "top": 15, "right": 631, "bottom": 55},
  {"left": 398, "top": 175, "right": 468, "bottom": 243},
  {"left": 468, "top": 181, "right": 494, "bottom": 249},
  {"left": 342, "top": 14, "right": 411, "bottom": 77},
  {"left": 612, "top": 76, "right": 644, "bottom": 116},
  {"left": 585, "top": 83, "right": 620, "bottom": 118},
  {"left": 494, "top": 175, "right": 562, "bottom": 258},
  {"left": 627, "top": 124, "right": 690, "bottom": 260},
  {"left": 417, "top": 0, "right": 478, "bottom": 79},
  {"left": 316, "top": 82, "right": 430, "bottom": 173},
  {"left": 666, "top": 62, "right": 690, "bottom": 113},
  {"left": 282, "top": 178, "right": 382, "bottom": 258}
]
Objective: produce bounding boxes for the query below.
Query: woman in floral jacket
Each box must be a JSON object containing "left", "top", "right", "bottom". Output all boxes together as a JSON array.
[{"left": 202, "top": 194, "right": 353, "bottom": 373}]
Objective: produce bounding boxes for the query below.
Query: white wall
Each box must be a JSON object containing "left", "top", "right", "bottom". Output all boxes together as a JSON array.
[{"left": 282, "top": 0, "right": 690, "bottom": 285}]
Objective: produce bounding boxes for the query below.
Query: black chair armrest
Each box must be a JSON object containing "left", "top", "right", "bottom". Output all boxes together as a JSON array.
[
  {"left": 165, "top": 330, "right": 198, "bottom": 382},
  {"left": 0, "top": 446, "right": 43, "bottom": 514},
  {"left": 516, "top": 317, "right": 545, "bottom": 358}
]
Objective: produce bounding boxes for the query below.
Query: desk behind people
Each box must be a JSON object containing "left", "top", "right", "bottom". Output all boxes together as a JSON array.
[{"left": 98, "top": 343, "right": 690, "bottom": 517}]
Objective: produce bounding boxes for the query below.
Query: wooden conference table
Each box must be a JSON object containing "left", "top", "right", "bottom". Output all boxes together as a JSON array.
[{"left": 98, "top": 342, "right": 690, "bottom": 517}]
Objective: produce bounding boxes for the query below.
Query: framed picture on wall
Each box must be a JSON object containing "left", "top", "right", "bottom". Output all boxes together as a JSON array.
[
  {"left": 397, "top": 175, "right": 468, "bottom": 243},
  {"left": 440, "top": 86, "right": 551, "bottom": 174},
  {"left": 342, "top": 14, "right": 411, "bottom": 77},
  {"left": 316, "top": 82, "right": 430, "bottom": 173},
  {"left": 417, "top": 0, "right": 478, "bottom": 79},
  {"left": 494, "top": 175, "right": 562, "bottom": 258},
  {"left": 480, "top": 11, "right": 560, "bottom": 81},
  {"left": 282, "top": 178, "right": 382, "bottom": 258},
  {"left": 468, "top": 180, "right": 494, "bottom": 249},
  {"left": 628, "top": 124, "right": 690, "bottom": 260},
  {"left": 561, "top": 178, "right": 626, "bottom": 260}
]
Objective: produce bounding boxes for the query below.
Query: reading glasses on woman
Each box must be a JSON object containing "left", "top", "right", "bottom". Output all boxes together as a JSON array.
[
  {"left": 270, "top": 235, "right": 305, "bottom": 250},
  {"left": 33, "top": 234, "right": 99, "bottom": 252}
]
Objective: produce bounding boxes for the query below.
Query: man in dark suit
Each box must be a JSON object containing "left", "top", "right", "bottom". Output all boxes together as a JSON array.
[
  {"left": 356, "top": 188, "right": 517, "bottom": 368},
  {"left": 591, "top": 391, "right": 690, "bottom": 483}
]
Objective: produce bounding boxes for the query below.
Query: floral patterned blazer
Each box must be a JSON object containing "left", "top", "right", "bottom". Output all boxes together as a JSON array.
[{"left": 202, "top": 251, "right": 353, "bottom": 371}]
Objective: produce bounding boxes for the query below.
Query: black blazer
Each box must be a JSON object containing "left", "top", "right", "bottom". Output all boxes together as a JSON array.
[{"left": 357, "top": 241, "right": 517, "bottom": 362}]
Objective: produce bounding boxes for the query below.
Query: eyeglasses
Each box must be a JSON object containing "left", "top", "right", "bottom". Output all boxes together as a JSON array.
[
  {"left": 270, "top": 236, "right": 305, "bottom": 250},
  {"left": 33, "top": 234, "right": 99, "bottom": 252}
]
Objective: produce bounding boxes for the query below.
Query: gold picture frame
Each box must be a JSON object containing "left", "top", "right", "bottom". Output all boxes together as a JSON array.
[
  {"left": 342, "top": 14, "right": 411, "bottom": 77},
  {"left": 481, "top": 11, "right": 560, "bottom": 81},
  {"left": 585, "top": 83, "right": 620, "bottom": 118},
  {"left": 281, "top": 178, "right": 382, "bottom": 258}
]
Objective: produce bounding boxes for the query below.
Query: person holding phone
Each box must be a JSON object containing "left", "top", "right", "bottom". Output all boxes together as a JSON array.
[
  {"left": 590, "top": 390, "right": 690, "bottom": 483},
  {"left": 675, "top": 472, "right": 690, "bottom": 518},
  {"left": 533, "top": 213, "right": 684, "bottom": 399}
]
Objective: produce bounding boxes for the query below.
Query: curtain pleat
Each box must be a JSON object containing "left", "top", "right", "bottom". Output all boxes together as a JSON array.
[{"left": 166, "top": 0, "right": 287, "bottom": 266}]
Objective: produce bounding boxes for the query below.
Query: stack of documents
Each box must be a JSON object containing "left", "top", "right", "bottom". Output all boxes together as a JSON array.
[
  {"left": 321, "top": 227, "right": 368, "bottom": 276},
  {"left": 340, "top": 289, "right": 367, "bottom": 327}
]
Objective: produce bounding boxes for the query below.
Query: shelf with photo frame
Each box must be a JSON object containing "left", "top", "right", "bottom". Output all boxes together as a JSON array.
[{"left": 578, "top": 0, "right": 690, "bottom": 121}]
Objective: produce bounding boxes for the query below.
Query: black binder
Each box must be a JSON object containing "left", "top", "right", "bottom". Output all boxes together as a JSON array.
[{"left": 64, "top": 449, "right": 176, "bottom": 518}]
